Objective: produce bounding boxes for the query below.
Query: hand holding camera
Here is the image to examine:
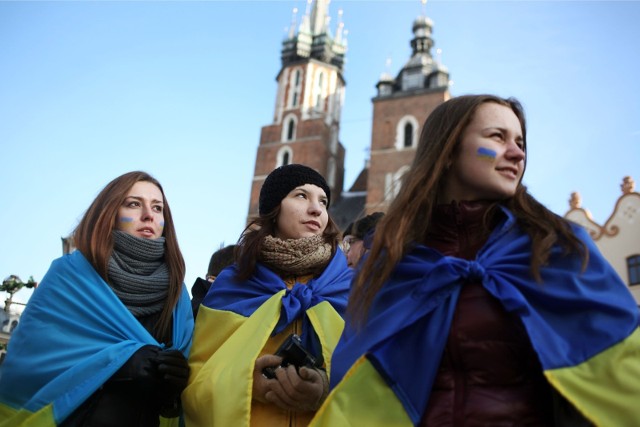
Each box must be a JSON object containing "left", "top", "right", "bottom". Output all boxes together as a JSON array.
[
  {"left": 255, "top": 334, "right": 328, "bottom": 412},
  {"left": 262, "top": 334, "right": 319, "bottom": 379}
]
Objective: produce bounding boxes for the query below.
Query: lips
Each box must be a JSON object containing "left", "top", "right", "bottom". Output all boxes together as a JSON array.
[
  {"left": 137, "top": 227, "right": 156, "bottom": 237},
  {"left": 496, "top": 166, "right": 519, "bottom": 179},
  {"left": 304, "top": 220, "right": 321, "bottom": 230}
]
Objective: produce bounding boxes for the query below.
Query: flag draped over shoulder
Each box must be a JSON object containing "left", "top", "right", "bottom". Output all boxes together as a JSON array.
[
  {"left": 312, "top": 208, "right": 640, "bottom": 427},
  {"left": 184, "top": 250, "right": 352, "bottom": 427},
  {"left": 0, "top": 251, "right": 193, "bottom": 427}
]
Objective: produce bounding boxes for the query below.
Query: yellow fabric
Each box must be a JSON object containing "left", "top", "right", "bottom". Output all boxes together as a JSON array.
[
  {"left": 0, "top": 404, "right": 54, "bottom": 427},
  {"left": 0, "top": 402, "right": 179, "bottom": 427},
  {"left": 310, "top": 356, "right": 411, "bottom": 427},
  {"left": 183, "top": 290, "right": 345, "bottom": 427},
  {"left": 545, "top": 327, "right": 640, "bottom": 427}
]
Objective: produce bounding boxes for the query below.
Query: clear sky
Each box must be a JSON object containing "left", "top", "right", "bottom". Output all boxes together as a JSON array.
[{"left": 2, "top": 0, "right": 639, "bottom": 306}]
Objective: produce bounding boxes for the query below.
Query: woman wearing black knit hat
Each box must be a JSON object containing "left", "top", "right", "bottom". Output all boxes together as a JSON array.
[{"left": 184, "top": 164, "right": 353, "bottom": 427}]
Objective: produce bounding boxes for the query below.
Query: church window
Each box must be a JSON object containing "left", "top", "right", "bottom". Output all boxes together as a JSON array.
[
  {"left": 404, "top": 123, "right": 413, "bottom": 147},
  {"left": 385, "top": 166, "right": 410, "bottom": 202},
  {"left": 628, "top": 255, "right": 640, "bottom": 286},
  {"left": 277, "top": 146, "right": 293, "bottom": 167},
  {"left": 289, "top": 68, "right": 303, "bottom": 108},
  {"left": 287, "top": 120, "right": 295, "bottom": 140},
  {"left": 282, "top": 113, "right": 298, "bottom": 142},
  {"left": 395, "top": 115, "right": 419, "bottom": 149},
  {"left": 315, "top": 71, "right": 325, "bottom": 109}
]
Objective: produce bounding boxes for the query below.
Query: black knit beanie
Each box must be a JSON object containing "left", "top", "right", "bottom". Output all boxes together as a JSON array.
[{"left": 259, "top": 164, "right": 331, "bottom": 215}]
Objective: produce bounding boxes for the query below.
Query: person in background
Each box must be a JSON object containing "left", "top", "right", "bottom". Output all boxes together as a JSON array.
[
  {"left": 342, "top": 212, "right": 384, "bottom": 269},
  {"left": 184, "top": 164, "right": 352, "bottom": 427},
  {"left": 0, "top": 171, "right": 193, "bottom": 427},
  {"left": 190, "top": 244, "right": 236, "bottom": 319},
  {"left": 312, "top": 95, "right": 640, "bottom": 426}
]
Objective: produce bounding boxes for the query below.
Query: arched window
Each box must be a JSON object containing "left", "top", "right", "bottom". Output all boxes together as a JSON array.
[
  {"left": 385, "top": 165, "right": 411, "bottom": 202},
  {"left": 277, "top": 146, "right": 293, "bottom": 167},
  {"left": 287, "top": 120, "right": 295, "bottom": 140},
  {"left": 403, "top": 122, "right": 413, "bottom": 148},
  {"left": 395, "top": 115, "right": 419, "bottom": 149},
  {"left": 282, "top": 113, "right": 298, "bottom": 142},
  {"left": 315, "top": 71, "right": 325, "bottom": 109},
  {"left": 289, "top": 68, "right": 302, "bottom": 108},
  {"left": 628, "top": 255, "right": 640, "bottom": 286}
]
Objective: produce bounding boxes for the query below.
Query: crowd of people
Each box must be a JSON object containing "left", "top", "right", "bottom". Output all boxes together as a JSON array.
[{"left": 1, "top": 94, "right": 639, "bottom": 427}]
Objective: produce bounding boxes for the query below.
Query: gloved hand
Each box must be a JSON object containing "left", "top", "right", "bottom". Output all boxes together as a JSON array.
[
  {"left": 155, "top": 349, "right": 190, "bottom": 418},
  {"left": 156, "top": 349, "right": 190, "bottom": 392},
  {"left": 111, "top": 345, "right": 162, "bottom": 391}
]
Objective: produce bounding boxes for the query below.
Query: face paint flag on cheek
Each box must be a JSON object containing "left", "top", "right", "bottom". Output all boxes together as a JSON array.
[
  {"left": 477, "top": 147, "right": 497, "bottom": 162},
  {"left": 119, "top": 217, "right": 134, "bottom": 228}
]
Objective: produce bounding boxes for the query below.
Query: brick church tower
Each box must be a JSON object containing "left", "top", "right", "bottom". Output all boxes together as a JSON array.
[
  {"left": 247, "top": 0, "right": 347, "bottom": 219},
  {"left": 364, "top": 11, "right": 450, "bottom": 214}
]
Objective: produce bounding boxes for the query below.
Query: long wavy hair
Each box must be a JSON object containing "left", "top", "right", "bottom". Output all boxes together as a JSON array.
[
  {"left": 234, "top": 204, "right": 341, "bottom": 282},
  {"left": 73, "top": 171, "right": 185, "bottom": 340},
  {"left": 349, "top": 94, "right": 587, "bottom": 323}
]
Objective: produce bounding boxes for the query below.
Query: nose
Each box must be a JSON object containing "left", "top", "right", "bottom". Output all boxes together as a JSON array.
[
  {"left": 308, "top": 199, "right": 323, "bottom": 216},
  {"left": 141, "top": 204, "right": 154, "bottom": 222},
  {"left": 506, "top": 140, "right": 525, "bottom": 163}
]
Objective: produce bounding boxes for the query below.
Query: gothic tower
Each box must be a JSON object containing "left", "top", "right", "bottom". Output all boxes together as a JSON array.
[
  {"left": 247, "top": 0, "right": 347, "bottom": 218},
  {"left": 364, "top": 9, "right": 450, "bottom": 213}
]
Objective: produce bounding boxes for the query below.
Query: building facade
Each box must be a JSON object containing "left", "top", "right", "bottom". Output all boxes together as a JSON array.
[
  {"left": 247, "top": 1, "right": 450, "bottom": 228},
  {"left": 247, "top": 0, "right": 347, "bottom": 218},
  {"left": 564, "top": 176, "right": 640, "bottom": 305}
]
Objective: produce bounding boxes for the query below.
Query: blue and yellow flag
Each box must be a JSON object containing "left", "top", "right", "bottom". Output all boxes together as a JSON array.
[
  {"left": 313, "top": 208, "right": 640, "bottom": 427},
  {"left": 0, "top": 251, "right": 194, "bottom": 427},
  {"left": 183, "top": 250, "right": 352, "bottom": 427}
]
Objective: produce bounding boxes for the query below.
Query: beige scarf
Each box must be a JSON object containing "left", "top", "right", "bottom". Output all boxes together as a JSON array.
[{"left": 260, "top": 234, "right": 333, "bottom": 277}]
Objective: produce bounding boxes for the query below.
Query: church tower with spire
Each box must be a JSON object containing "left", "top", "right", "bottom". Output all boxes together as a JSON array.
[
  {"left": 364, "top": 4, "right": 450, "bottom": 213},
  {"left": 247, "top": 0, "right": 348, "bottom": 218}
]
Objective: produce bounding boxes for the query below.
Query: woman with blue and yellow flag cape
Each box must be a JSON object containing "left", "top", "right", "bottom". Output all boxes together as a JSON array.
[
  {"left": 0, "top": 172, "right": 194, "bottom": 427},
  {"left": 183, "top": 164, "right": 352, "bottom": 427},
  {"left": 312, "top": 95, "right": 640, "bottom": 426}
]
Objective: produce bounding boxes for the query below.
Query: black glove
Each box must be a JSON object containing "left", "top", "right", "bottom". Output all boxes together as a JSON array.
[
  {"left": 111, "top": 345, "right": 162, "bottom": 391},
  {"left": 156, "top": 349, "right": 190, "bottom": 392},
  {"left": 155, "top": 349, "right": 190, "bottom": 418}
]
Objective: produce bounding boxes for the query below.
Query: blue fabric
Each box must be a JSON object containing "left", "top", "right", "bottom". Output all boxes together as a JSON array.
[
  {"left": 202, "top": 248, "right": 352, "bottom": 353},
  {"left": 0, "top": 250, "right": 193, "bottom": 424},
  {"left": 330, "top": 207, "right": 638, "bottom": 424}
]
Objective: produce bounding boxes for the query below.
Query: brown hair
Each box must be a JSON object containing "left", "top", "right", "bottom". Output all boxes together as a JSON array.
[
  {"left": 73, "top": 171, "right": 185, "bottom": 340},
  {"left": 234, "top": 205, "right": 341, "bottom": 282},
  {"left": 349, "top": 95, "right": 587, "bottom": 323}
]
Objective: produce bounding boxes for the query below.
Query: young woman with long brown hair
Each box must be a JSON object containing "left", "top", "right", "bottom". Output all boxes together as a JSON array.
[
  {"left": 0, "top": 171, "right": 193, "bottom": 427},
  {"left": 311, "top": 95, "right": 640, "bottom": 426}
]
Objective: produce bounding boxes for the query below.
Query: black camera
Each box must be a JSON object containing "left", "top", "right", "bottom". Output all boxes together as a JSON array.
[{"left": 262, "top": 334, "right": 319, "bottom": 379}]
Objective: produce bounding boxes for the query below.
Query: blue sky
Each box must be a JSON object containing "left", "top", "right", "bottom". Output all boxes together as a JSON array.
[{"left": 2, "top": 0, "right": 639, "bottom": 306}]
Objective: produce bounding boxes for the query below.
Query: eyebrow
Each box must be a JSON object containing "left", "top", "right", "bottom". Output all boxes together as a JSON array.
[
  {"left": 483, "top": 126, "right": 524, "bottom": 140},
  {"left": 125, "top": 195, "right": 164, "bottom": 204},
  {"left": 294, "top": 187, "right": 328, "bottom": 200}
]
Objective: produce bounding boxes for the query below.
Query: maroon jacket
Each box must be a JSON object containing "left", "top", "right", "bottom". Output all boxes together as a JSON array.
[{"left": 419, "top": 201, "right": 554, "bottom": 426}]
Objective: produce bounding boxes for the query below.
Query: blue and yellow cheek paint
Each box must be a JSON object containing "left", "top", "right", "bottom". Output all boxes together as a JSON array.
[
  {"left": 160, "top": 221, "right": 165, "bottom": 232},
  {"left": 118, "top": 216, "right": 134, "bottom": 229},
  {"left": 477, "top": 147, "right": 497, "bottom": 162}
]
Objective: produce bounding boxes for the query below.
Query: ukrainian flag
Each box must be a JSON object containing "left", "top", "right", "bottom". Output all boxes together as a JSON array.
[
  {"left": 312, "top": 209, "right": 640, "bottom": 426},
  {"left": 0, "top": 251, "right": 193, "bottom": 426},
  {"left": 183, "top": 250, "right": 352, "bottom": 427}
]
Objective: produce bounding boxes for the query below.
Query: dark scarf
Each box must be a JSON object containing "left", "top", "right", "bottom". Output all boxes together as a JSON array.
[{"left": 107, "top": 230, "right": 169, "bottom": 317}]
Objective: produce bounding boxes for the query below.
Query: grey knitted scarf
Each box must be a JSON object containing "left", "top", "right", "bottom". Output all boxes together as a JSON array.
[{"left": 107, "top": 230, "right": 169, "bottom": 317}]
